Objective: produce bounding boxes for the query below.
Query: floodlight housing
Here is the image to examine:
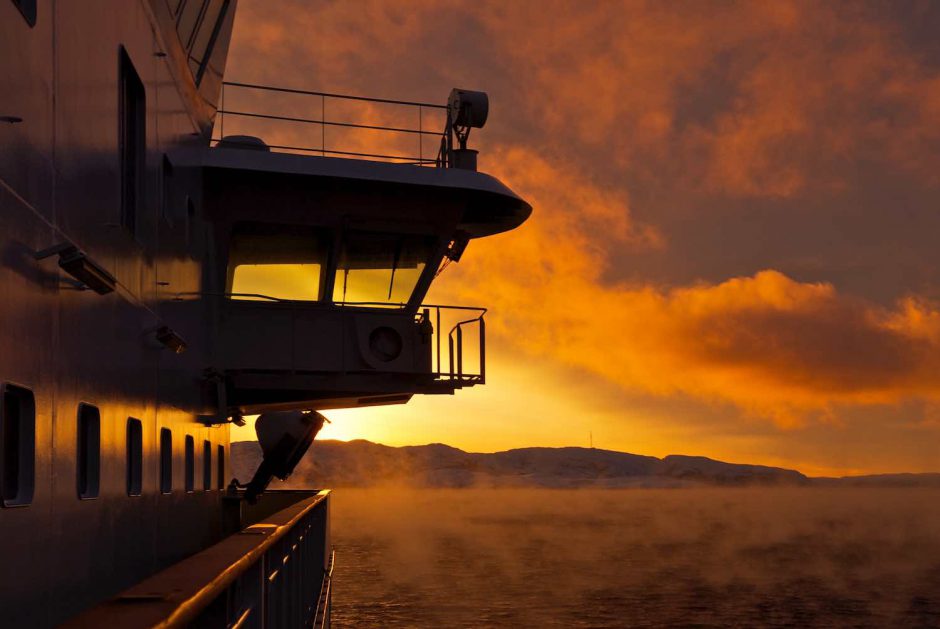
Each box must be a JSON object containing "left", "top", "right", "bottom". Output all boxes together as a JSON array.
[
  {"left": 243, "top": 410, "right": 325, "bottom": 502},
  {"left": 155, "top": 326, "right": 188, "bottom": 354},
  {"left": 34, "top": 243, "right": 117, "bottom": 294},
  {"left": 448, "top": 89, "right": 489, "bottom": 129}
]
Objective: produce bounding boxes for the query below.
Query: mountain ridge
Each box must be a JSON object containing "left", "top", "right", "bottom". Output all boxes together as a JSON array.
[
  {"left": 231, "top": 439, "right": 940, "bottom": 488},
  {"left": 226, "top": 439, "right": 872, "bottom": 489}
]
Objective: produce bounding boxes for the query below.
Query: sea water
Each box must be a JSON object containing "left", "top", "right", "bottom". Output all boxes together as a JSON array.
[{"left": 328, "top": 487, "right": 940, "bottom": 628}]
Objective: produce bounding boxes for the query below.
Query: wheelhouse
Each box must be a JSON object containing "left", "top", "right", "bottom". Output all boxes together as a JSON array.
[{"left": 170, "top": 86, "right": 531, "bottom": 422}]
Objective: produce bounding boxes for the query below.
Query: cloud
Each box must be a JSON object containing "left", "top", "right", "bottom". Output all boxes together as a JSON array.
[
  {"left": 229, "top": 0, "right": 940, "bottom": 201},
  {"left": 434, "top": 147, "right": 940, "bottom": 427},
  {"left": 472, "top": 0, "right": 940, "bottom": 197},
  {"left": 227, "top": 1, "right": 940, "bottom": 442}
]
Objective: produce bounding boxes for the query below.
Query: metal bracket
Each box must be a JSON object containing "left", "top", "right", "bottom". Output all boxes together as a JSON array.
[{"left": 34, "top": 242, "right": 117, "bottom": 294}]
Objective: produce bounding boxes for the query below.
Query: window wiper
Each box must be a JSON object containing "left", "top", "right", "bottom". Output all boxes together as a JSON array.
[{"left": 387, "top": 238, "right": 403, "bottom": 301}]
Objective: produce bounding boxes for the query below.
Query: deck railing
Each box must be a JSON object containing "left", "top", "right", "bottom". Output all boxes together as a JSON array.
[
  {"left": 215, "top": 295, "right": 488, "bottom": 387},
  {"left": 215, "top": 81, "right": 450, "bottom": 166},
  {"left": 63, "top": 491, "right": 332, "bottom": 629},
  {"left": 331, "top": 302, "right": 486, "bottom": 384}
]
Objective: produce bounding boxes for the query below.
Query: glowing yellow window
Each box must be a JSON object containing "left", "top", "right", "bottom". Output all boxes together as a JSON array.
[
  {"left": 232, "top": 263, "right": 322, "bottom": 301},
  {"left": 333, "top": 232, "right": 433, "bottom": 307},
  {"left": 227, "top": 223, "right": 328, "bottom": 301}
]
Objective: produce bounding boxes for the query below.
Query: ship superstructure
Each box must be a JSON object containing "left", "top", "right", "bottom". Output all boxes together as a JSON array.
[{"left": 0, "top": 1, "right": 530, "bottom": 627}]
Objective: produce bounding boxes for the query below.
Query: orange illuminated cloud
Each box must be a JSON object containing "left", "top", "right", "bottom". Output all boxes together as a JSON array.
[
  {"left": 227, "top": 1, "right": 940, "bottom": 468},
  {"left": 435, "top": 147, "right": 940, "bottom": 427}
]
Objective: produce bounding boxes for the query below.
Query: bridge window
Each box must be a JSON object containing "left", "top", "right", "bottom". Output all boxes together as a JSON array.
[
  {"left": 160, "top": 428, "right": 172, "bottom": 494},
  {"left": 333, "top": 232, "right": 433, "bottom": 306},
  {"left": 1, "top": 384, "right": 35, "bottom": 507},
  {"left": 228, "top": 223, "right": 329, "bottom": 301},
  {"left": 203, "top": 440, "right": 212, "bottom": 490},
  {"left": 10, "top": 0, "right": 36, "bottom": 27},
  {"left": 172, "top": 0, "right": 232, "bottom": 85},
  {"left": 77, "top": 404, "right": 101, "bottom": 499},
  {"left": 126, "top": 418, "right": 143, "bottom": 496}
]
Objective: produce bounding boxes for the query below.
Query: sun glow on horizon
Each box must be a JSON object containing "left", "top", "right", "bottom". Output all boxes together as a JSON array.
[{"left": 225, "top": 0, "right": 940, "bottom": 478}]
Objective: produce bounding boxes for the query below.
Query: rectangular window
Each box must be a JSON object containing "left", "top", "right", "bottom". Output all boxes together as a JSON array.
[
  {"left": 333, "top": 232, "right": 433, "bottom": 306},
  {"left": 174, "top": 0, "right": 231, "bottom": 85},
  {"left": 203, "top": 440, "right": 212, "bottom": 490},
  {"left": 175, "top": 0, "right": 205, "bottom": 50},
  {"left": 217, "top": 444, "right": 225, "bottom": 490},
  {"left": 119, "top": 47, "right": 145, "bottom": 237},
  {"left": 188, "top": 0, "right": 228, "bottom": 83},
  {"left": 184, "top": 435, "right": 195, "bottom": 492},
  {"left": 161, "top": 154, "right": 174, "bottom": 223},
  {"left": 160, "top": 428, "right": 172, "bottom": 494},
  {"left": 77, "top": 404, "right": 101, "bottom": 499},
  {"left": 228, "top": 223, "right": 329, "bottom": 301},
  {"left": 126, "top": 418, "right": 143, "bottom": 496},
  {"left": 1, "top": 384, "right": 35, "bottom": 507}
]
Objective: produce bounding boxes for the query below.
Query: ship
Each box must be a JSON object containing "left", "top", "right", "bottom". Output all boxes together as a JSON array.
[{"left": 0, "top": 1, "right": 531, "bottom": 626}]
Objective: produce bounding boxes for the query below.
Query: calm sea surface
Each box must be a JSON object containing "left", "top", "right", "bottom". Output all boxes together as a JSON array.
[{"left": 328, "top": 488, "right": 940, "bottom": 628}]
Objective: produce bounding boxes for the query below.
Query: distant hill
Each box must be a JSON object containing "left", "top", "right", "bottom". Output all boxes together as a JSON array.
[
  {"left": 812, "top": 473, "right": 940, "bottom": 487},
  {"left": 231, "top": 439, "right": 830, "bottom": 489}
]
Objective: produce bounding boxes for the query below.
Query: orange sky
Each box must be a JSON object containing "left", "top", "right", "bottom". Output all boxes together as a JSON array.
[{"left": 227, "top": 0, "right": 940, "bottom": 476}]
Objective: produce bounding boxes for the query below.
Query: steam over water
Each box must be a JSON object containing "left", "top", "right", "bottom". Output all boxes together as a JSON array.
[{"left": 329, "top": 488, "right": 940, "bottom": 628}]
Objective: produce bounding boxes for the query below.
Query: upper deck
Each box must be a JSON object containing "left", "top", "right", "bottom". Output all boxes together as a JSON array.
[{"left": 198, "top": 80, "right": 531, "bottom": 238}]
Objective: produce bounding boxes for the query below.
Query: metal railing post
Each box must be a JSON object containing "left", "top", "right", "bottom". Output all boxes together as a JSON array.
[
  {"left": 456, "top": 325, "right": 463, "bottom": 380},
  {"left": 219, "top": 83, "right": 224, "bottom": 141},
  {"left": 479, "top": 317, "right": 486, "bottom": 383},
  {"left": 436, "top": 306, "right": 441, "bottom": 376},
  {"left": 448, "top": 334, "right": 455, "bottom": 379}
]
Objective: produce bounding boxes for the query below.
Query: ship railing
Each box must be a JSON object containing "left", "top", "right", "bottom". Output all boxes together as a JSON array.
[
  {"left": 214, "top": 80, "right": 451, "bottom": 166},
  {"left": 63, "top": 490, "right": 331, "bottom": 629},
  {"left": 207, "top": 292, "right": 487, "bottom": 386},
  {"left": 317, "top": 300, "right": 486, "bottom": 385},
  {"left": 313, "top": 550, "right": 334, "bottom": 628}
]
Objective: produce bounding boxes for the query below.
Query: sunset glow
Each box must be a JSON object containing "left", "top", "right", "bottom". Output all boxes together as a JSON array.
[{"left": 228, "top": 1, "right": 940, "bottom": 476}]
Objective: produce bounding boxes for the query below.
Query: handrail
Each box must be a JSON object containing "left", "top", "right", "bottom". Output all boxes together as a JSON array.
[
  {"left": 158, "top": 492, "right": 330, "bottom": 628},
  {"left": 222, "top": 80, "right": 447, "bottom": 109},
  {"left": 62, "top": 491, "right": 331, "bottom": 629},
  {"left": 179, "top": 290, "right": 489, "bottom": 385},
  {"left": 175, "top": 290, "right": 489, "bottom": 314},
  {"left": 446, "top": 312, "right": 486, "bottom": 384},
  {"left": 215, "top": 81, "right": 450, "bottom": 166},
  {"left": 220, "top": 109, "right": 443, "bottom": 136},
  {"left": 313, "top": 550, "right": 335, "bottom": 628},
  {"left": 213, "top": 138, "right": 441, "bottom": 165}
]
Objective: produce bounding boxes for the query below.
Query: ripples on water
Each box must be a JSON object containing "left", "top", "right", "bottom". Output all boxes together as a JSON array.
[{"left": 328, "top": 488, "right": 940, "bottom": 628}]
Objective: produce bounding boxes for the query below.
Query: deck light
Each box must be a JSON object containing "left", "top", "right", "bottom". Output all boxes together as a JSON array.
[
  {"left": 448, "top": 89, "right": 489, "bottom": 170},
  {"left": 242, "top": 410, "right": 326, "bottom": 503},
  {"left": 449, "top": 89, "right": 488, "bottom": 130},
  {"left": 155, "top": 326, "right": 188, "bottom": 354},
  {"left": 34, "top": 243, "right": 117, "bottom": 294}
]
